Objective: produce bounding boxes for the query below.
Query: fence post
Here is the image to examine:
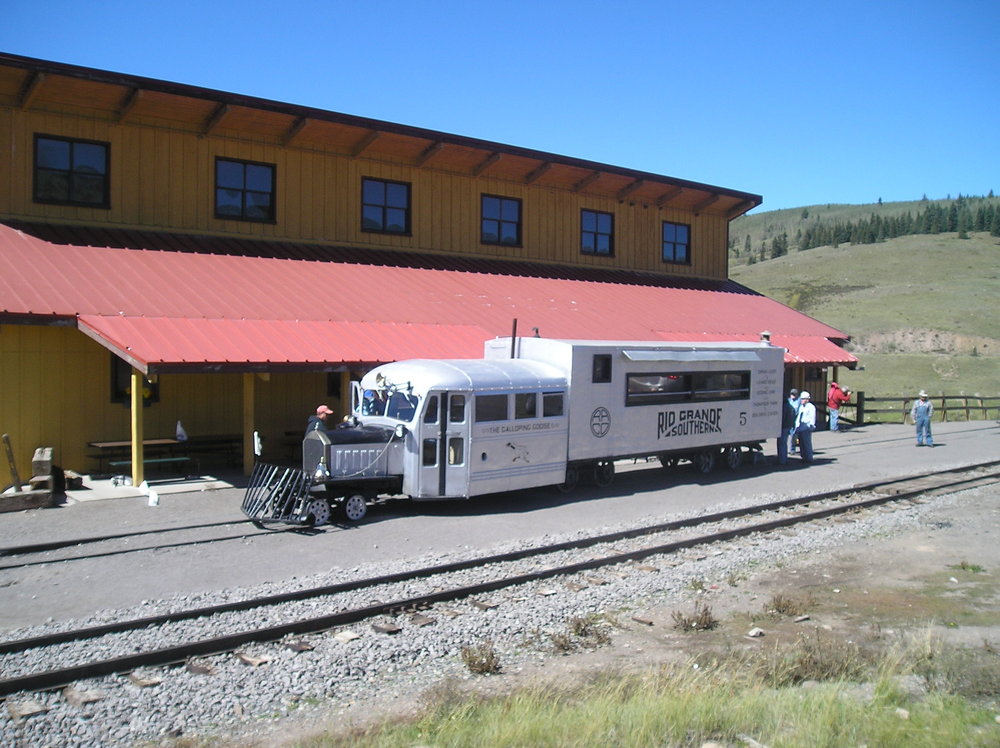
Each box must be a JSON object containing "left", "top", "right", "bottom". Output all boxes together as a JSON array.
[
  {"left": 855, "top": 391, "right": 865, "bottom": 425},
  {"left": 940, "top": 396, "right": 947, "bottom": 422}
]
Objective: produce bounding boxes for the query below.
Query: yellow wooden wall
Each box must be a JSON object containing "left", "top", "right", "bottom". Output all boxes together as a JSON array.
[
  {"left": 0, "top": 324, "right": 340, "bottom": 480},
  {"left": 0, "top": 108, "right": 731, "bottom": 281}
]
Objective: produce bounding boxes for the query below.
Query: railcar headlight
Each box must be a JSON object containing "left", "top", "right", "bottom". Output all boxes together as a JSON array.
[
  {"left": 313, "top": 457, "right": 331, "bottom": 482},
  {"left": 394, "top": 424, "right": 408, "bottom": 439}
]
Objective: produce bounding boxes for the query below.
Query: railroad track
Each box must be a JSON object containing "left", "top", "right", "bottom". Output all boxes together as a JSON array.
[{"left": 2, "top": 460, "right": 998, "bottom": 697}]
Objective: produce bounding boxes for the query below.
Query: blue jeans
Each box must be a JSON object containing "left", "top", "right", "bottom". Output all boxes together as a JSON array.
[
  {"left": 829, "top": 408, "right": 840, "bottom": 431},
  {"left": 796, "top": 425, "right": 814, "bottom": 462},
  {"left": 776, "top": 434, "right": 788, "bottom": 464},
  {"left": 915, "top": 416, "right": 933, "bottom": 446}
]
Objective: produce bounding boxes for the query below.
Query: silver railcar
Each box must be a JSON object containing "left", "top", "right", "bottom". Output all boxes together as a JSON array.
[{"left": 243, "top": 338, "right": 783, "bottom": 524}]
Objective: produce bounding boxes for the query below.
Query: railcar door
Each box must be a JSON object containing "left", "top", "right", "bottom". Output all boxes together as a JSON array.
[{"left": 415, "top": 391, "right": 470, "bottom": 498}]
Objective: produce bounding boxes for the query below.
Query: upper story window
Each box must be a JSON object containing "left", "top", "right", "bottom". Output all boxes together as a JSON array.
[
  {"left": 581, "top": 209, "right": 614, "bottom": 256},
  {"left": 215, "top": 157, "right": 275, "bottom": 222},
  {"left": 34, "top": 134, "right": 110, "bottom": 208},
  {"left": 362, "top": 177, "right": 411, "bottom": 234},
  {"left": 662, "top": 220, "right": 690, "bottom": 264},
  {"left": 481, "top": 194, "right": 521, "bottom": 246}
]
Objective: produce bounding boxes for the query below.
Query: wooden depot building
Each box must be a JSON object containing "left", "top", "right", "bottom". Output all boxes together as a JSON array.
[{"left": 0, "top": 52, "right": 855, "bottom": 485}]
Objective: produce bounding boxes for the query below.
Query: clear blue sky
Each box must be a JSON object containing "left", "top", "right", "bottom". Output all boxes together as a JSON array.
[{"left": 3, "top": 0, "right": 997, "bottom": 212}]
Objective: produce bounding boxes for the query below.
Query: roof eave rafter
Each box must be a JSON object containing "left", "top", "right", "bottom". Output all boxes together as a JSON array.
[
  {"left": 352, "top": 129, "right": 381, "bottom": 157},
  {"left": 202, "top": 103, "right": 230, "bottom": 136},
  {"left": 617, "top": 179, "right": 644, "bottom": 201},
  {"left": 573, "top": 171, "right": 602, "bottom": 192},
  {"left": 692, "top": 193, "right": 720, "bottom": 215},
  {"left": 524, "top": 162, "right": 552, "bottom": 184},
  {"left": 18, "top": 71, "right": 45, "bottom": 109},
  {"left": 283, "top": 116, "right": 310, "bottom": 146},
  {"left": 416, "top": 141, "right": 444, "bottom": 166},
  {"left": 117, "top": 87, "right": 142, "bottom": 122},
  {"left": 473, "top": 152, "right": 502, "bottom": 176}
]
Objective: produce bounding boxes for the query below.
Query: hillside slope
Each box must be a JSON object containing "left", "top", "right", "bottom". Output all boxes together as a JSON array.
[{"left": 730, "top": 231, "right": 1000, "bottom": 398}]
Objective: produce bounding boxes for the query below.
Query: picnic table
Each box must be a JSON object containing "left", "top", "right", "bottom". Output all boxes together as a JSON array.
[
  {"left": 87, "top": 434, "right": 244, "bottom": 475},
  {"left": 87, "top": 438, "right": 189, "bottom": 475}
]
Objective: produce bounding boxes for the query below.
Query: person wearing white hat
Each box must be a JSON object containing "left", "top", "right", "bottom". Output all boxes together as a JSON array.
[
  {"left": 794, "top": 391, "right": 817, "bottom": 462},
  {"left": 910, "top": 390, "right": 934, "bottom": 447}
]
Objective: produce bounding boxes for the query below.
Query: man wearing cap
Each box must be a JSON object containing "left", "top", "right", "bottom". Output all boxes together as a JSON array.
[
  {"left": 794, "top": 391, "right": 817, "bottom": 462},
  {"left": 910, "top": 391, "right": 934, "bottom": 447},
  {"left": 306, "top": 404, "right": 334, "bottom": 437},
  {"left": 826, "top": 382, "right": 851, "bottom": 431}
]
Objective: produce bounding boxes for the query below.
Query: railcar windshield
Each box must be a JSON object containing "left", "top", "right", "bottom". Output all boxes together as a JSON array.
[{"left": 359, "top": 388, "right": 420, "bottom": 422}]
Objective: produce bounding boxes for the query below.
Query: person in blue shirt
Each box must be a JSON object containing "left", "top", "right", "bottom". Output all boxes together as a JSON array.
[
  {"left": 787, "top": 389, "right": 801, "bottom": 455},
  {"left": 777, "top": 388, "right": 799, "bottom": 464}
]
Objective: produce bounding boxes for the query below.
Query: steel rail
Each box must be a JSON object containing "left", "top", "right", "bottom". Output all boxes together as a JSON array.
[
  {"left": 1, "top": 462, "right": 998, "bottom": 696},
  {"left": 1, "top": 460, "right": 997, "bottom": 659}
]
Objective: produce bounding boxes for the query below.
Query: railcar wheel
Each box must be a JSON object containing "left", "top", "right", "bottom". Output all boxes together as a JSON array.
[
  {"left": 304, "top": 498, "right": 332, "bottom": 526},
  {"left": 594, "top": 460, "right": 615, "bottom": 487},
  {"left": 694, "top": 449, "right": 716, "bottom": 474},
  {"left": 557, "top": 464, "right": 580, "bottom": 494},
  {"left": 340, "top": 494, "right": 368, "bottom": 522},
  {"left": 724, "top": 445, "right": 743, "bottom": 470}
]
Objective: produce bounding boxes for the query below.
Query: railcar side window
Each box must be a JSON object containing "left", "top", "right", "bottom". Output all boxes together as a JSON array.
[
  {"left": 475, "top": 394, "right": 509, "bottom": 422},
  {"left": 592, "top": 355, "right": 612, "bottom": 383},
  {"left": 423, "top": 395, "right": 439, "bottom": 424},
  {"left": 514, "top": 393, "right": 537, "bottom": 419},
  {"left": 626, "top": 371, "right": 750, "bottom": 406},
  {"left": 422, "top": 439, "right": 437, "bottom": 466},
  {"left": 449, "top": 395, "right": 466, "bottom": 423},
  {"left": 542, "top": 392, "right": 564, "bottom": 417},
  {"left": 448, "top": 438, "right": 465, "bottom": 465},
  {"left": 692, "top": 372, "right": 750, "bottom": 401}
]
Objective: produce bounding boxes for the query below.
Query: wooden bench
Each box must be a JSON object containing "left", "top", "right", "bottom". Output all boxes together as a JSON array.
[{"left": 107, "top": 456, "right": 194, "bottom": 474}]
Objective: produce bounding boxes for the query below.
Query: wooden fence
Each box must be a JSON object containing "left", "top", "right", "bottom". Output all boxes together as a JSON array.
[{"left": 838, "top": 393, "right": 1000, "bottom": 426}]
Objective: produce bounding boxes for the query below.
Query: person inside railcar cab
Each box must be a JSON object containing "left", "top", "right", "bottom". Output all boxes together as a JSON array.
[{"left": 361, "top": 389, "right": 388, "bottom": 416}]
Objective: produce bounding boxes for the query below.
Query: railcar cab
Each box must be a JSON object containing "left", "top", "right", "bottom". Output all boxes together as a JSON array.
[{"left": 354, "top": 358, "right": 568, "bottom": 500}]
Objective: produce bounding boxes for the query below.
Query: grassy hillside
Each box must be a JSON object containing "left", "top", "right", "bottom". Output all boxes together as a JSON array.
[
  {"left": 730, "top": 230, "right": 1000, "bottom": 399},
  {"left": 730, "top": 195, "right": 1000, "bottom": 268}
]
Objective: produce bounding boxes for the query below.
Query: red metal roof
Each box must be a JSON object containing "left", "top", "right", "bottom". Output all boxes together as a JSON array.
[{"left": 0, "top": 223, "right": 856, "bottom": 371}]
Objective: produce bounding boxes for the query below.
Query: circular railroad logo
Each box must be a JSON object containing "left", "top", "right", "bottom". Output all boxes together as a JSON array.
[{"left": 590, "top": 407, "right": 611, "bottom": 438}]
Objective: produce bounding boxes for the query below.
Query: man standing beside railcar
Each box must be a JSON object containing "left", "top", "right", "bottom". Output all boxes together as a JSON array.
[{"left": 794, "top": 392, "right": 817, "bottom": 462}]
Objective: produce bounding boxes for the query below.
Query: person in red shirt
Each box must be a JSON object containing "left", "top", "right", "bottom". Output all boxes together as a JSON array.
[{"left": 827, "top": 382, "right": 851, "bottom": 431}]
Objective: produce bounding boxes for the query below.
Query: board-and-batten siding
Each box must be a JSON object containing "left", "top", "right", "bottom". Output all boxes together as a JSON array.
[
  {"left": 2, "top": 108, "right": 730, "bottom": 280},
  {"left": 0, "top": 325, "right": 341, "bottom": 480}
]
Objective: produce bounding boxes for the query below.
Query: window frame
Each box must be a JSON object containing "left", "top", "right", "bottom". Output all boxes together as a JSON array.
[
  {"left": 625, "top": 370, "right": 750, "bottom": 407},
  {"left": 662, "top": 220, "right": 691, "bottom": 264},
  {"left": 480, "top": 194, "right": 522, "bottom": 247},
  {"left": 214, "top": 156, "right": 277, "bottom": 223},
  {"left": 581, "top": 209, "right": 614, "bottom": 256},
  {"left": 33, "top": 133, "right": 111, "bottom": 208},
  {"left": 361, "top": 176, "right": 412, "bottom": 235}
]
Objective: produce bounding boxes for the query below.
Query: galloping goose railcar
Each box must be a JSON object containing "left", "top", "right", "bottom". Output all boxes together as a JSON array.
[{"left": 243, "top": 338, "right": 783, "bottom": 524}]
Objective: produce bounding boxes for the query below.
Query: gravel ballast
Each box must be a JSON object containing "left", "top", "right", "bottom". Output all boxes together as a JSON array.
[{"left": 2, "top": 485, "right": 984, "bottom": 748}]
